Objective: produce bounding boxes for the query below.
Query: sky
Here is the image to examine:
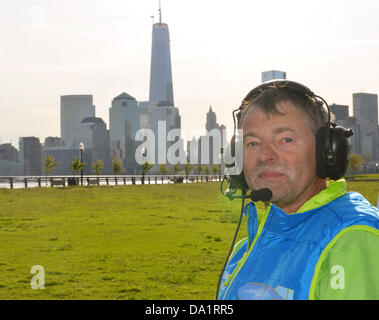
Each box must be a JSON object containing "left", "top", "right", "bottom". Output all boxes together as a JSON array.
[{"left": 1, "top": 0, "right": 379, "bottom": 148}]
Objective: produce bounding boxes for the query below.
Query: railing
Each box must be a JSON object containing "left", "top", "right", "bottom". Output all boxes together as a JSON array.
[{"left": 0, "top": 174, "right": 222, "bottom": 189}]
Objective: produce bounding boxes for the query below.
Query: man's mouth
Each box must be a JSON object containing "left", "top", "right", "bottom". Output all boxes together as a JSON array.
[{"left": 258, "top": 171, "right": 285, "bottom": 180}]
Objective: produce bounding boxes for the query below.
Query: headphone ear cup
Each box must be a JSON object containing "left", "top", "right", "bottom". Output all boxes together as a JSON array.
[
  {"left": 316, "top": 125, "right": 352, "bottom": 180},
  {"left": 224, "top": 136, "right": 249, "bottom": 193},
  {"left": 315, "top": 126, "right": 330, "bottom": 179},
  {"left": 327, "top": 126, "right": 352, "bottom": 180}
]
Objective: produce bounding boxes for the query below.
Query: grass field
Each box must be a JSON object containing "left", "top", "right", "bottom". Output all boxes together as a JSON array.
[{"left": 0, "top": 180, "right": 378, "bottom": 300}]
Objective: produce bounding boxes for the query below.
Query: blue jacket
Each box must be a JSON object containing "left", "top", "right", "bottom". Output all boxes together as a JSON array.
[{"left": 218, "top": 181, "right": 379, "bottom": 300}]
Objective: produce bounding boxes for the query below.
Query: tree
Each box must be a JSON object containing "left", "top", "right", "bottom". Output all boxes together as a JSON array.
[
  {"left": 70, "top": 157, "right": 87, "bottom": 181},
  {"left": 212, "top": 164, "right": 221, "bottom": 181},
  {"left": 362, "top": 154, "right": 371, "bottom": 173},
  {"left": 112, "top": 157, "right": 123, "bottom": 175},
  {"left": 203, "top": 166, "right": 211, "bottom": 182},
  {"left": 141, "top": 161, "right": 154, "bottom": 184},
  {"left": 112, "top": 157, "right": 123, "bottom": 185},
  {"left": 159, "top": 164, "right": 168, "bottom": 175},
  {"left": 44, "top": 155, "right": 58, "bottom": 186},
  {"left": 197, "top": 164, "right": 204, "bottom": 175},
  {"left": 349, "top": 153, "right": 363, "bottom": 175},
  {"left": 212, "top": 164, "right": 220, "bottom": 175},
  {"left": 91, "top": 159, "right": 104, "bottom": 175},
  {"left": 184, "top": 162, "right": 194, "bottom": 182},
  {"left": 159, "top": 164, "right": 168, "bottom": 184},
  {"left": 172, "top": 163, "right": 180, "bottom": 175},
  {"left": 91, "top": 159, "right": 103, "bottom": 185}
]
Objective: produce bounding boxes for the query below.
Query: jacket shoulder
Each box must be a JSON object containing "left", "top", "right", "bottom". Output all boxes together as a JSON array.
[{"left": 327, "top": 192, "right": 379, "bottom": 228}]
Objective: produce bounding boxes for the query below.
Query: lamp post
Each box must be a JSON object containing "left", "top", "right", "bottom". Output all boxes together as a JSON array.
[
  {"left": 79, "top": 142, "right": 84, "bottom": 186},
  {"left": 141, "top": 147, "right": 146, "bottom": 185},
  {"left": 219, "top": 147, "right": 224, "bottom": 182},
  {"left": 376, "top": 162, "right": 378, "bottom": 174}
]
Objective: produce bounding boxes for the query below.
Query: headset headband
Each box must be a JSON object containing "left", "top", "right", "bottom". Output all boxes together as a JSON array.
[
  {"left": 234, "top": 80, "right": 332, "bottom": 129},
  {"left": 242, "top": 80, "right": 315, "bottom": 105}
]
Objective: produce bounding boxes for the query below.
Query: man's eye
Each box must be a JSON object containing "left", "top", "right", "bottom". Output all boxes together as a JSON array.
[
  {"left": 248, "top": 141, "right": 258, "bottom": 147},
  {"left": 283, "top": 138, "right": 293, "bottom": 143}
]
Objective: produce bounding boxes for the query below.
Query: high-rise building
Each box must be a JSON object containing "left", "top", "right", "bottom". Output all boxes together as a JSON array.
[
  {"left": 262, "top": 70, "right": 286, "bottom": 83},
  {"left": 109, "top": 92, "right": 141, "bottom": 173},
  {"left": 205, "top": 105, "right": 219, "bottom": 165},
  {"left": 206, "top": 106, "right": 218, "bottom": 132},
  {"left": 0, "top": 143, "right": 19, "bottom": 161},
  {"left": 361, "top": 135, "right": 375, "bottom": 161},
  {"left": 330, "top": 104, "right": 349, "bottom": 125},
  {"left": 148, "top": 4, "right": 174, "bottom": 106},
  {"left": 44, "top": 137, "right": 65, "bottom": 148},
  {"left": 353, "top": 93, "right": 378, "bottom": 135},
  {"left": 0, "top": 160, "right": 23, "bottom": 176},
  {"left": 198, "top": 106, "right": 226, "bottom": 166},
  {"left": 147, "top": 100, "right": 182, "bottom": 167},
  {"left": 374, "top": 126, "right": 379, "bottom": 162},
  {"left": 187, "top": 136, "right": 198, "bottom": 164},
  {"left": 142, "top": 3, "right": 182, "bottom": 169},
  {"left": 79, "top": 117, "right": 111, "bottom": 174},
  {"left": 353, "top": 92, "right": 378, "bottom": 160},
  {"left": 19, "top": 137, "right": 42, "bottom": 176},
  {"left": 41, "top": 146, "right": 78, "bottom": 176},
  {"left": 0, "top": 143, "right": 22, "bottom": 176},
  {"left": 344, "top": 117, "right": 361, "bottom": 155},
  {"left": 60, "top": 95, "right": 95, "bottom": 148}
]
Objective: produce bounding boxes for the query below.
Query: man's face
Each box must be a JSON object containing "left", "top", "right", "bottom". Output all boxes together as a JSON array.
[{"left": 242, "top": 100, "right": 322, "bottom": 210}]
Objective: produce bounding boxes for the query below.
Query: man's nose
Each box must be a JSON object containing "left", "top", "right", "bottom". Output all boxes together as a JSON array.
[{"left": 257, "top": 141, "right": 279, "bottom": 163}]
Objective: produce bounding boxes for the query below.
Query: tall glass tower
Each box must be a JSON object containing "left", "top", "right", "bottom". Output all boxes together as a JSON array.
[{"left": 148, "top": 2, "right": 174, "bottom": 106}]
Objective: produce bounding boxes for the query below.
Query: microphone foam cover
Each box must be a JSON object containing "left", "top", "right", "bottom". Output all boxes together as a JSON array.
[{"left": 250, "top": 188, "right": 273, "bottom": 202}]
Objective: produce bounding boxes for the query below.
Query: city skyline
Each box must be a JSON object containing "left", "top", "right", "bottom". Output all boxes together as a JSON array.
[{"left": 1, "top": 0, "right": 379, "bottom": 147}]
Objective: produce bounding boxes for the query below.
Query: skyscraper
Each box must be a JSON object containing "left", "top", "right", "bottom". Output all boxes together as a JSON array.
[
  {"left": 60, "top": 95, "right": 95, "bottom": 148},
  {"left": 262, "top": 70, "right": 286, "bottom": 83},
  {"left": 109, "top": 92, "right": 140, "bottom": 173},
  {"left": 0, "top": 143, "right": 22, "bottom": 176},
  {"left": 80, "top": 117, "right": 111, "bottom": 174},
  {"left": 147, "top": 100, "right": 182, "bottom": 167},
  {"left": 19, "top": 137, "right": 42, "bottom": 176},
  {"left": 344, "top": 116, "right": 361, "bottom": 155},
  {"left": 353, "top": 92, "right": 378, "bottom": 160},
  {"left": 330, "top": 104, "right": 349, "bottom": 125},
  {"left": 201, "top": 106, "right": 226, "bottom": 166},
  {"left": 353, "top": 93, "right": 378, "bottom": 136},
  {"left": 0, "top": 143, "right": 19, "bottom": 161},
  {"left": 143, "top": 2, "right": 182, "bottom": 168},
  {"left": 206, "top": 106, "right": 218, "bottom": 132},
  {"left": 148, "top": 3, "right": 174, "bottom": 107}
]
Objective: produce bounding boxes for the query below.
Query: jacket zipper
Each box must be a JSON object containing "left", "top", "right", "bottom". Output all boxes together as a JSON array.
[{"left": 221, "top": 204, "right": 272, "bottom": 299}]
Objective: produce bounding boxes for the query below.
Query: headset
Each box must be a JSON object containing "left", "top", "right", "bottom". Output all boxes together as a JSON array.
[{"left": 216, "top": 80, "right": 353, "bottom": 299}]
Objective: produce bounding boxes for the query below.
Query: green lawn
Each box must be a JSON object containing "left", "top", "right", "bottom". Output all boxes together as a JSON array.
[
  {"left": 0, "top": 183, "right": 243, "bottom": 300},
  {"left": 0, "top": 180, "right": 378, "bottom": 300},
  {"left": 346, "top": 173, "right": 379, "bottom": 180}
]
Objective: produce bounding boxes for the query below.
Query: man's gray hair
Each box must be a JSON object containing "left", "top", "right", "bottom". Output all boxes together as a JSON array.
[{"left": 238, "top": 84, "right": 330, "bottom": 136}]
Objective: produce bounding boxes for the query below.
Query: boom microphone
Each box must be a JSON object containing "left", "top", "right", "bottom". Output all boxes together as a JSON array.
[{"left": 250, "top": 188, "right": 273, "bottom": 202}]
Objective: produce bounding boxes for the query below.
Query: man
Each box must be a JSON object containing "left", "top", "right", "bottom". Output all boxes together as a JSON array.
[{"left": 218, "top": 80, "right": 379, "bottom": 300}]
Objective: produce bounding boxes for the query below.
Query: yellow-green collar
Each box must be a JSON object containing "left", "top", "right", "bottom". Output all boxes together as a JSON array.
[
  {"left": 254, "top": 179, "right": 347, "bottom": 220},
  {"left": 296, "top": 179, "right": 347, "bottom": 213}
]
